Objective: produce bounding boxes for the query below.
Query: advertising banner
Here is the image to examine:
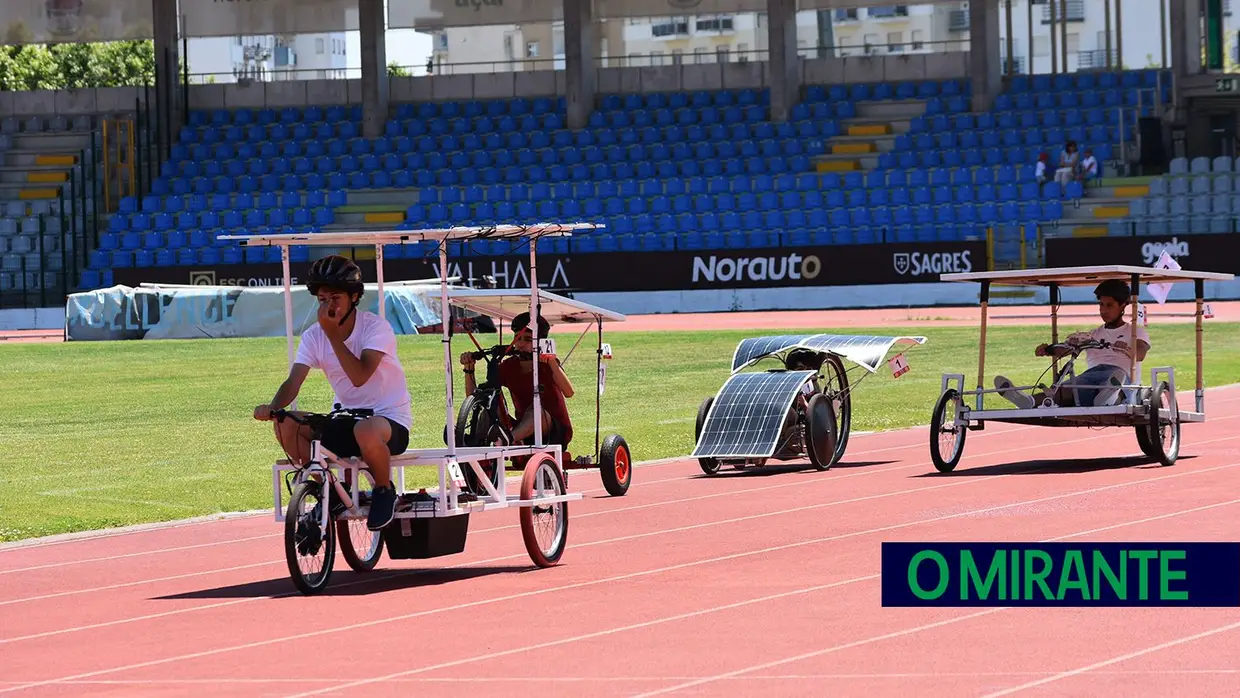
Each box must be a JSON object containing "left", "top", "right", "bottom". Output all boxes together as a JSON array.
[
  {"left": 108, "top": 241, "right": 986, "bottom": 293},
  {"left": 1044, "top": 234, "right": 1240, "bottom": 275},
  {"left": 387, "top": 0, "right": 561, "bottom": 29},
  {"left": 0, "top": 0, "right": 152, "bottom": 46},
  {"left": 64, "top": 283, "right": 450, "bottom": 342},
  {"left": 181, "top": 0, "right": 358, "bottom": 39}
]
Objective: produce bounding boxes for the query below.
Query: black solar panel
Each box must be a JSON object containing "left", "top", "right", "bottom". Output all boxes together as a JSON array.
[
  {"left": 730, "top": 334, "right": 926, "bottom": 374},
  {"left": 692, "top": 370, "right": 817, "bottom": 459},
  {"left": 730, "top": 335, "right": 815, "bottom": 372}
]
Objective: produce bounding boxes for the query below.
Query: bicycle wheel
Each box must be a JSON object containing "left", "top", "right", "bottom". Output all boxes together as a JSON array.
[
  {"left": 519, "top": 453, "right": 568, "bottom": 568},
  {"left": 284, "top": 480, "right": 337, "bottom": 595},
  {"left": 336, "top": 471, "right": 383, "bottom": 573}
]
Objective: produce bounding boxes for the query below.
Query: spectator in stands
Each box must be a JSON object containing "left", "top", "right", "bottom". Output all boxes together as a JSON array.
[
  {"left": 1035, "top": 152, "right": 1050, "bottom": 186},
  {"left": 1055, "top": 141, "right": 1080, "bottom": 186},
  {"left": 1080, "top": 148, "right": 1098, "bottom": 184}
]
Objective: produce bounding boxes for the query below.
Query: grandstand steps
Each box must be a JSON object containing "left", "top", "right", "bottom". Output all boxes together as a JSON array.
[
  {"left": 853, "top": 99, "right": 927, "bottom": 121},
  {"left": 6, "top": 132, "right": 92, "bottom": 154},
  {"left": 2, "top": 150, "right": 82, "bottom": 169}
]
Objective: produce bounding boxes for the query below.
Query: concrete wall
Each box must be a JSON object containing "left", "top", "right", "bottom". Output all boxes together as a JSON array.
[
  {"left": 186, "top": 51, "right": 970, "bottom": 111},
  {"left": 0, "top": 87, "right": 143, "bottom": 118}
]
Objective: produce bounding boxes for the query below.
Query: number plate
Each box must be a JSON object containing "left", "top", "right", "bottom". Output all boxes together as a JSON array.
[
  {"left": 447, "top": 461, "right": 467, "bottom": 489},
  {"left": 889, "top": 353, "right": 910, "bottom": 379}
]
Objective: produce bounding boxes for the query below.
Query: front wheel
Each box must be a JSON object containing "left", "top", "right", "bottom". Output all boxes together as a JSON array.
[
  {"left": 930, "top": 389, "right": 967, "bottom": 473},
  {"left": 519, "top": 453, "right": 569, "bottom": 568},
  {"left": 695, "top": 396, "right": 721, "bottom": 476},
  {"left": 598, "top": 434, "right": 632, "bottom": 496},
  {"left": 284, "top": 480, "right": 337, "bottom": 595},
  {"left": 1146, "top": 381, "right": 1180, "bottom": 466},
  {"left": 820, "top": 355, "right": 852, "bottom": 465}
]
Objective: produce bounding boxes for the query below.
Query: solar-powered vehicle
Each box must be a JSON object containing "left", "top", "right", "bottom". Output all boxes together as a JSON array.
[
  {"left": 930, "top": 265, "right": 1234, "bottom": 473},
  {"left": 225, "top": 223, "right": 599, "bottom": 595},
  {"left": 691, "top": 334, "right": 926, "bottom": 475},
  {"left": 445, "top": 287, "right": 633, "bottom": 497}
]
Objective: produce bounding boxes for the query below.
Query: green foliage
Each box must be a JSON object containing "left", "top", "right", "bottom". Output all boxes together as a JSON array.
[
  {"left": 387, "top": 61, "right": 411, "bottom": 77},
  {"left": 0, "top": 40, "right": 155, "bottom": 91}
]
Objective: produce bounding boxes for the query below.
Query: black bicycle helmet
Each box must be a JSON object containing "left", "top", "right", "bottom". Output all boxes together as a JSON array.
[
  {"left": 306, "top": 255, "right": 364, "bottom": 298},
  {"left": 511, "top": 311, "right": 551, "bottom": 337},
  {"left": 1094, "top": 279, "right": 1131, "bottom": 305}
]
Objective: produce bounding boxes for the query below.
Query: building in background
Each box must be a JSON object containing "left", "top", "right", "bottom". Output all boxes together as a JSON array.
[{"left": 185, "top": 31, "right": 350, "bottom": 84}]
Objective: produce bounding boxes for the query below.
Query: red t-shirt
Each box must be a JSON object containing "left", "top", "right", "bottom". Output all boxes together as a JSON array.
[{"left": 498, "top": 356, "right": 574, "bottom": 446}]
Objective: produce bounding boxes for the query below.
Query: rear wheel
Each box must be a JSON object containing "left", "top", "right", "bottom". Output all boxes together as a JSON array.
[
  {"left": 820, "top": 355, "right": 852, "bottom": 465},
  {"left": 695, "top": 396, "right": 721, "bottom": 476},
  {"left": 519, "top": 453, "right": 569, "bottom": 567},
  {"left": 284, "top": 480, "right": 336, "bottom": 595},
  {"left": 1146, "top": 381, "right": 1180, "bottom": 466},
  {"left": 930, "top": 389, "right": 967, "bottom": 473},
  {"left": 336, "top": 470, "right": 383, "bottom": 573},
  {"left": 805, "top": 393, "right": 839, "bottom": 471},
  {"left": 598, "top": 434, "right": 632, "bottom": 496}
]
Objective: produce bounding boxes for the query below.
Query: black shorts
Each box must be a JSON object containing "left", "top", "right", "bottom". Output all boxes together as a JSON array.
[{"left": 319, "top": 415, "right": 410, "bottom": 459}]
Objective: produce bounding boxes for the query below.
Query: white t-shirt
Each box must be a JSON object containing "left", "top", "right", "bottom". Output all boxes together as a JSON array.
[
  {"left": 1035, "top": 161, "right": 1047, "bottom": 179},
  {"left": 1081, "top": 155, "right": 1097, "bottom": 175},
  {"left": 1076, "top": 322, "right": 1151, "bottom": 379},
  {"left": 294, "top": 310, "right": 413, "bottom": 430}
]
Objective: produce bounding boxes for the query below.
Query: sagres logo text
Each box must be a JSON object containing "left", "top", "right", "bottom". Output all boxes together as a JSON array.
[
  {"left": 692, "top": 253, "right": 821, "bottom": 284},
  {"left": 1142, "top": 238, "right": 1189, "bottom": 265},
  {"left": 893, "top": 250, "right": 974, "bottom": 277}
]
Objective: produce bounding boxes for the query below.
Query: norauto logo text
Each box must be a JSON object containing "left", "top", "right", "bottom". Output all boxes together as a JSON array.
[
  {"left": 691, "top": 253, "right": 821, "bottom": 284},
  {"left": 893, "top": 250, "right": 974, "bottom": 276}
]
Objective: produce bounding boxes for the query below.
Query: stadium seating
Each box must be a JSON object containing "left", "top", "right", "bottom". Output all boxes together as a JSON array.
[
  {"left": 74, "top": 68, "right": 1172, "bottom": 291},
  {"left": 0, "top": 115, "right": 97, "bottom": 297},
  {"left": 1105, "top": 156, "right": 1240, "bottom": 237}
]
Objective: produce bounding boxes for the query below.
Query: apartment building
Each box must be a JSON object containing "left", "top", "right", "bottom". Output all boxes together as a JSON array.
[{"left": 186, "top": 31, "right": 351, "bottom": 83}]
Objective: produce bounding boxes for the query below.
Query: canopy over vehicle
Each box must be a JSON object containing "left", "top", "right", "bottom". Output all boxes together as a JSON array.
[{"left": 928, "top": 264, "right": 1235, "bottom": 473}]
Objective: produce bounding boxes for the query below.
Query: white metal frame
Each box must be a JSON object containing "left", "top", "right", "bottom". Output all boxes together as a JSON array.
[
  {"left": 937, "top": 264, "right": 1232, "bottom": 429},
  {"left": 219, "top": 224, "right": 601, "bottom": 529}
]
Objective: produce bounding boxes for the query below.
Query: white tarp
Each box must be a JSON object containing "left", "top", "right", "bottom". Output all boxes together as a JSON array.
[{"left": 65, "top": 283, "right": 447, "bottom": 341}]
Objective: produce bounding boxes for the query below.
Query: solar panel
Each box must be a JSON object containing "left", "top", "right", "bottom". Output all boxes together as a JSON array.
[
  {"left": 691, "top": 370, "right": 817, "bottom": 459},
  {"left": 797, "top": 334, "right": 925, "bottom": 373},
  {"left": 730, "top": 335, "right": 816, "bottom": 373},
  {"left": 730, "top": 334, "right": 927, "bottom": 374}
]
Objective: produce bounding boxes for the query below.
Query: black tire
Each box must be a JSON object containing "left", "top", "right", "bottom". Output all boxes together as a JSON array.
[
  {"left": 930, "top": 389, "right": 967, "bottom": 473},
  {"left": 695, "top": 396, "right": 721, "bottom": 476},
  {"left": 820, "top": 355, "right": 852, "bottom": 465},
  {"left": 336, "top": 471, "right": 383, "bottom": 573},
  {"left": 598, "top": 434, "right": 632, "bottom": 496},
  {"left": 454, "top": 393, "right": 502, "bottom": 493},
  {"left": 805, "top": 393, "right": 839, "bottom": 471},
  {"left": 1147, "top": 381, "right": 1181, "bottom": 466},
  {"left": 284, "top": 481, "right": 337, "bottom": 595},
  {"left": 1134, "top": 425, "right": 1156, "bottom": 458}
]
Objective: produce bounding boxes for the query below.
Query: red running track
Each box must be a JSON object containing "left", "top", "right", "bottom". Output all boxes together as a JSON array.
[{"left": 2, "top": 386, "right": 1240, "bottom": 697}]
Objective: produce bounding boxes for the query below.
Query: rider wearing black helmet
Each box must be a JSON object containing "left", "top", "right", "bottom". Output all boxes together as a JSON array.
[
  {"left": 995, "top": 278, "right": 1150, "bottom": 409},
  {"left": 254, "top": 254, "right": 411, "bottom": 531}
]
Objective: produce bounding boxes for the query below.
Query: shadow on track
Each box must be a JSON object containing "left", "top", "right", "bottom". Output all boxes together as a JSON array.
[
  {"left": 151, "top": 565, "right": 530, "bottom": 600},
  {"left": 912, "top": 454, "right": 1196, "bottom": 478}
]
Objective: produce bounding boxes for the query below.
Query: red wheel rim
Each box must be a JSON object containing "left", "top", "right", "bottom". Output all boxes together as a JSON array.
[{"left": 614, "top": 446, "right": 630, "bottom": 482}]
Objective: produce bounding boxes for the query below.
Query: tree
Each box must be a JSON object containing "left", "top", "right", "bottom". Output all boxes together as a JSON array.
[
  {"left": 0, "top": 39, "right": 155, "bottom": 91},
  {"left": 387, "top": 61, "right": 410, "bottom": 77}
]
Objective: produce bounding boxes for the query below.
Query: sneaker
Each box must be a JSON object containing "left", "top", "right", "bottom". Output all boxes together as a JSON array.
[
  {"left": 367, "top": 485, "right": 397, "bottom": 531},
  {"left": 994, "top": 376, "right": 1036, "bottom": 409}
]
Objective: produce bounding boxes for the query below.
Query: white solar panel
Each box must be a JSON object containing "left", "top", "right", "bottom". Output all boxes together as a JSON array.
[
  {"left": 691, "top": 370, "right": 816, "bottom": 459},
  {"left": 730, "top": 335, "right": 815, "bottom": 372}
]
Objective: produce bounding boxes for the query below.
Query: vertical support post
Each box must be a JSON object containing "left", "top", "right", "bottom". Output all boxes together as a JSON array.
[
  {"left": 1050, "top": 283, "right": 1061, "bottom": 381},
  {"left": 766, "top": 0, "right": 800, "bottom": 123},
  {"left": 564, "top": 0, "right": 597, "bottom": 131},
  {"left": 101, "top": 119, "right": 110, "bottom": 214},
  {"left": 1194, "top": 278, "right": 1204, "bottom": 413},
  {"left": 375, "top": 243, "right": 386, "bottom": 321},
  {"left": 1050, "top": 0, "right": 1059, "bottom": 74},
  {"left": 90, "top": 130, "right": 99, "bottom": 242},
  {"left": 1027, "top": 0, "right": 1034, "bottom": 75},
  {"left": 1129, "top": 272, "right": 1141, "bottom": 399},
  {"left": 1206, "top": 0, "right": 1224, "bottom": 69},
  {"left": 1060, "top": 0, "right": 1069, "bottom": 73},
  {"left": 282, "top": 244, "right": 296, "bottom": 410},
  {"left": 1105, "top": 0, "right": 1114, "bottom": 69},
  {"left": 439, "top": 239, "right": 456, "bottom": 459},
  {"left": 1160, "top": 0, "right": 1168, "bottom": 69},
  {"left": 977, "top": 280, "right": 990, "bottom": 411},
  {"left": 529, "top": 234, "right": 543, "bottom": 449},
  {"left": 1004, "top": 0, "right": 1015, "bottom": 76},
  {"left": 1116, "top": 0, "right": 1124, "bottom": 70},
  {"left": 358, "top": 0, "right": 389, "bottom": 139}
]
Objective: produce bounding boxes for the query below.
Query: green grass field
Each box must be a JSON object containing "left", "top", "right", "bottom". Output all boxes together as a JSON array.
[{"left": 4, "top": 321, "right": 1240, "bottom": 542}]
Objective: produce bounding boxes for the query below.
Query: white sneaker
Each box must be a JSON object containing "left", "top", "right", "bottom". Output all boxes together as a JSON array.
[{"left": 994, "top": 376, "right": 1036, "bottom": 409}]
